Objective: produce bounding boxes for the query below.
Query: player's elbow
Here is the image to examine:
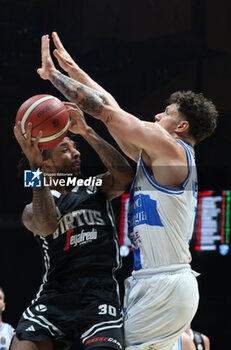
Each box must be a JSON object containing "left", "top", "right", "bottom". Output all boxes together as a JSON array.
[
  {"left": 22, "top": 205, "right": 34, "bottom": 232},
  {"left": 123, "top": 167, "right": 134, "bottom": 186},
  {"left": 100, "top": 104, "right": 122, "bottom": 124},
  {"left": 116, "top": 167, "right": 134, "bottom": 192},
  {"left": 33, "top": 218, "right": 58, "bottom": 237}
]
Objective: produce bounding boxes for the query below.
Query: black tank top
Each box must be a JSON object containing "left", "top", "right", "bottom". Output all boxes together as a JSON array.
[{"left": 36, "top": 185, "right": 121, "bottom": 281}]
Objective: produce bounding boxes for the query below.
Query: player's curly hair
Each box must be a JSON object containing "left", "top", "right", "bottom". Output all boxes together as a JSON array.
[{"left": 168, "top": 90, "right": 218, "bottom": 144}]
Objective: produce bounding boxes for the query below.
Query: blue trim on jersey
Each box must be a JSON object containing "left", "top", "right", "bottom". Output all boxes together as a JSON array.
[
  {"left": 0, "top": 322, "right": 5, "bottom": 331},
  {"left": 133, "top": 247, "right": 142, "bottom": 270},
  {"left": 179, "top": 140, "right": 194, "bottom": 150},
  {"left": 129, "top": 169, "right": 138, "bottom": 195},
  {"left": 176, "top": 139, "right": 193, "bottom": 189},
  {"left": 7, "top": 324, "right": 13, "bottom": 340},
  {"left": 179, "top": 336, "right": 182, "bottom": 350},
  {"left": 140, "top": 158, "right": 184, "bottom": 195},
  {"left": 139, "top": 139, "right": 195, "bottom": 195}
]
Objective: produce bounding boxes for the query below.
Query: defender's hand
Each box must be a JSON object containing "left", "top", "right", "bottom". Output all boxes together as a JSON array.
[
  {"left": 52, "top": 32, "right": 79, "bottom": 74},
  {"left": 37, "top": 35, "right": 57, "bottom": 80},
  {"left": 64, "top": 102, "right": 89, "bottom": 136},
  {"left": 14, "top": 121, "right": 43, "bottom": 169}
]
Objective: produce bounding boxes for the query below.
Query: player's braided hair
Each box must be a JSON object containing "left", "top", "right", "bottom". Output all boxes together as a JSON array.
[{"left": 168, "top": 90, "right": 218, "bottom": 144}]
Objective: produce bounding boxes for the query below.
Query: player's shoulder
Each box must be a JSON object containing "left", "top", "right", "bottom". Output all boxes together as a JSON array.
[
  {"left": 51, "top": 184, "right": 105, "bottom": 207},
  {"left": 0, "top": 322, "right": 13, "bottom": 331}
]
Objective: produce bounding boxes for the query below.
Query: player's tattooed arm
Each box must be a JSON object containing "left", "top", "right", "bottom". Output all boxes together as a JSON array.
[
  {"left": 52, "top": 32, "right": 119, "bottom": 108},
  {"left": 50, "top": 71, "right": 110, "bottom": 118},
  {"left": 14, "top": 119, "right": 58, "bottom": 237},
  {"left": 37, "top": 34, "right": 141, "bottom": 161},
  {"left": 38, "top": 35, "right": 113, "bottom": 119},
  {"left": 64, "top": 102, "right": 134, "bottom": 198},
  {"left": 22, "top": 186, "right": 58, "bottom": 236},
  {"left": 82, "top": 127, "right": 134, "bottom": 200}
]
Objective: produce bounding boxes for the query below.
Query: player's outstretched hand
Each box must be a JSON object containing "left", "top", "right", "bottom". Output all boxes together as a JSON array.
[
  {"left": 14, "top": 121, "right": 43, "bottom": 169},
  {"left": 64, "top": 102, "right": 89, "bottom": 136},
  {"left": 37, "top": 35, "right": 57, "bottom": 80},
  {"left": 52, "top": 32, "right": 79, "bottom": 74}
]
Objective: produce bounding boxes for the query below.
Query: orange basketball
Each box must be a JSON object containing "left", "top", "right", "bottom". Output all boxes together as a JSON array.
[{"left": 16, "top": 94, "right": 70, "bottom": 149}]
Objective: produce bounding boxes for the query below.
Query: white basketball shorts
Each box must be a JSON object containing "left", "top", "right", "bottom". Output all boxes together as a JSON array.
[{"left": 123, "top": 264, "right": 199, "bottom": 350}]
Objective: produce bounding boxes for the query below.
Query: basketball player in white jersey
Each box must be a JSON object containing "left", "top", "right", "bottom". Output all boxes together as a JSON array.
[
  {"left": 37, "top": 33, "right": 218, "bottom": 350},
  {"left": 0, "top": 287, "right": 14, "bottom": 350}
]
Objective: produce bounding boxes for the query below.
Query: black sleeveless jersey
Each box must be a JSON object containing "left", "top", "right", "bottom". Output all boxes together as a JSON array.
[{"left": 36, "top": 185, "right": 121, "bottom": 282}]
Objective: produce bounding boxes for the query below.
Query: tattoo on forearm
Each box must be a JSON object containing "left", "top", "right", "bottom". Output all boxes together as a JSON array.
[
  {"left": 86, "top": 131, "right": 131, "bottom": 175},
  {"left": 32, "top": 186, "right": 56, "bottom": 225},
  {"left": 105, "top": 112, "right": 114, "bottom": 124},
  {"left": 92, "top": 139, "right": 132, "bottom": 190},
  {"left": 50, "top": 72, "right": 107, "bottom": 117}
]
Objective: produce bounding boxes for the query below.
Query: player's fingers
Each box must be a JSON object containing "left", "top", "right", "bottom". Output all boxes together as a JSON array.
[
  {"left": 66, "top": 108, "right": 78, "bottom": 115},
  {"left": 53, "top": 49, "right": 73, "bottom": 68},
  {"left": 53, "top": 49, "right": 65, "bottom": 61},
  {"left": 52, "top": 32, "right": 65, "bottom": 50},
  {"left": 63, "top": 102, "right": 77, "bottom": 108},
  {"left": 63, "top": 102, "right": 82, "bottom": 111},
  {"left": 39, "top": 35, "right": 46, "bottom": 73},
  {"left": 33, "top": 130, "right": 43, "bottom": 147},
  {"left": 41, "top": 35, "right": 45, "bottom": 64},
  {"left": 26, "top": 122, "right": 32, "bottom": 144},
  {"left": 37, "top": 68, "right": 42, "bottom": 76},
  {"left": 41, "top": 35, "right": 50, "bottom": 62},
  {"left": 64, "top": 104, "right": 84, "bottom": 117},
  {"left": 14, "top": 121, "right": 25, "bottom": 143}
]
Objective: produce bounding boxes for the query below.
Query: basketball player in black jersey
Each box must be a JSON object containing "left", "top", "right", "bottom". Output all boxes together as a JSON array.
[{"left": 11, "top": 103, "right": 133, "bottom": 350}]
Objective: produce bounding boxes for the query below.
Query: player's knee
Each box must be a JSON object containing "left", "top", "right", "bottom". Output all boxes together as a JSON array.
[
  {"left": 9, "top": 335, "right": 53, "bottom": 350},
  {"left": 9, "top": 335, "right": 22, "bottom": 350}
]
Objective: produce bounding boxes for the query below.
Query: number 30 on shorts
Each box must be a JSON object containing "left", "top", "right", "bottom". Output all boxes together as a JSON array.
[{"left": 98, "top": 304, "right": 117, "bottom": 316}]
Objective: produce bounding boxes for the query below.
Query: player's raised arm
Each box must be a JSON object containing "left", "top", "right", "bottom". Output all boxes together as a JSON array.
[
  {"left": 14, "top": 121, "right": 58, "bottom": 236},
  {"left": 38, "top": 35, "right": 177, "bottom": 163},
  {"left": 52, "top": 33, "right": 142, "bottom": 161},
  {"left": 38, "top": 34, "right": 143, "bottom": 161},
  {"left": 52, "top": 32, "right": 119, "bottom": 108},
  {"left": 64, "top": 102, "right": 134, "bottom": 200}
]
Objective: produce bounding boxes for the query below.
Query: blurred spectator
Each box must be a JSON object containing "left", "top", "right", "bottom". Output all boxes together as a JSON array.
[{"left": 0, "top": 287, "right": 14, "bottom": 350}]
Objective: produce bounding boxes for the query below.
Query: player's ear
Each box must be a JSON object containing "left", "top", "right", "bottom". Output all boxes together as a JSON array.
[
  {"left": 42, "top": 159, "right": 53, "bottom": 173},
  {"left": 2, "top": 302, "right": 5, "bottom": 312},
  {"left": 176, "top": 120, "right": 189, "bottom": 134}
]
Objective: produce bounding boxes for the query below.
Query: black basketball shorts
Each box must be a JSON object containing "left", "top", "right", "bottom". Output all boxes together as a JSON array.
[{"left": 15, "top": 276, "right": 124, "bottom": 350}]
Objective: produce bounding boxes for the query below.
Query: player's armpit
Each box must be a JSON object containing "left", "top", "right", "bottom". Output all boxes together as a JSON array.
[{"left": 97, "top": 171, "right": 133, "bottom": 201}]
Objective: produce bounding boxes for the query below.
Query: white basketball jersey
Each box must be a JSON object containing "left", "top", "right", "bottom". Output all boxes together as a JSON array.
[
  {"left": 128, "top": 139, "right": 198, "bottom": 270},
  {"left": 0, "top": 322, "right": 13, "bottom": 350}
]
